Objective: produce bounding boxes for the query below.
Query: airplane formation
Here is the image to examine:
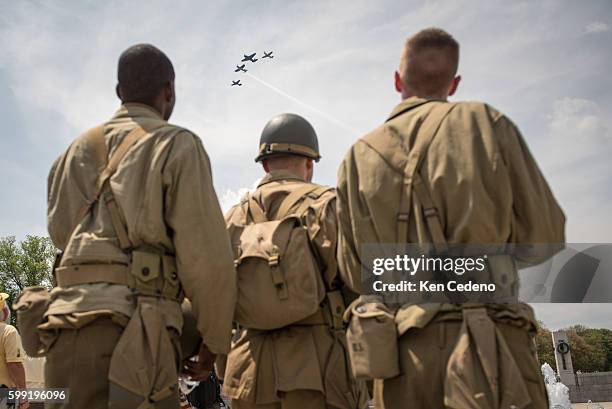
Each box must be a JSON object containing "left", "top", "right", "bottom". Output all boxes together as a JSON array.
[{"left": 231, "top": 51, "right": 274, "bottom": 87}]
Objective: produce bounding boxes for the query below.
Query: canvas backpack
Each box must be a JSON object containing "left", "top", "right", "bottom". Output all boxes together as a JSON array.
[{"left": 229, "top": 184, "right": 332, "bottom": 330}]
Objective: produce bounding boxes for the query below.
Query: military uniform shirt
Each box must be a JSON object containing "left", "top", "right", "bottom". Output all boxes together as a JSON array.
[{"left": 47, "top": 103, "right": 237, "bottom": 353}]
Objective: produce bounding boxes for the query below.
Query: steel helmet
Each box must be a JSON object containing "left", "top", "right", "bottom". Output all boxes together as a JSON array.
[{"left": 255, "top": 113, "right": 321, "bottom": 162}]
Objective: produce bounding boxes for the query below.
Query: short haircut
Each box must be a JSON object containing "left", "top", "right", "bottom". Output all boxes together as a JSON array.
[
  {"left": 263, "top": 154, "right": 308, "bottom": 168},
  {"left": 117, "top": 44, "right": 175, "bottom": 104},
  {"left": 399, "top": 28, "right": 459, "bottom": 96}
]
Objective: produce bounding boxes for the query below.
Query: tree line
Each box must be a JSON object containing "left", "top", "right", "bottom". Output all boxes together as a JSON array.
[{"left": 536, "top": 321, "right": 612, "bottom": 374}]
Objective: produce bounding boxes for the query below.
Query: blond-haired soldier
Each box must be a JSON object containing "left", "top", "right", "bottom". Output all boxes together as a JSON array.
[
  {"left": 45, "top": 44, "right": 236, "bottom": 409},
  {"left": 224, "top": 114, "right": 369, "bottom": 409},
  {"left": 337, "top": 28, "right": 565, "bottom": 408}
]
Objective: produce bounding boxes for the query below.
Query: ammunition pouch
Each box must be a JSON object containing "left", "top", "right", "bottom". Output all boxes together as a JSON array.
[
  {"left": 12, "top": 287, "right": 52, "bottom": 357},
  {"left": 129, "top": 250, "right": 184, "bottom": 301},
  {"left": 344, "top": 297, "right": 400, "bottom": 380}
]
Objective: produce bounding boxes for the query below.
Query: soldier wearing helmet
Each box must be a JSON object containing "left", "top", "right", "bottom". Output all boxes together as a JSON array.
[{"left": 222, "top": 113, "right": 369, "bottom": 409}]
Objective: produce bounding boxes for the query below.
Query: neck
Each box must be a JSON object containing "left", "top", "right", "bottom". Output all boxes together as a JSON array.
[{"left": 402, "top": 90, "right": 448, "bottom": 101}]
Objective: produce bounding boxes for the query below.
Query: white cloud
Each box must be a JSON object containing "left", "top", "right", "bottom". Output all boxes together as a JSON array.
[
  {"left": 548, "top": 97, "right": 610, "bottom": 146},
  {"left": 585, "top": 21, "right": 610, "bottom": 33},
  {"left": 220, "top": 188, "right": 249, "bottom": 213},
  {"left": 219, "top": 177, "right": 261, "bottom": 213}
]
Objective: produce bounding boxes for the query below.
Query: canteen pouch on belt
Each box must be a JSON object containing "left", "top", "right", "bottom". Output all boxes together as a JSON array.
[
  {"left": 12, "top": 286, "right": 51, "bottom": 357},
  {"left": 344, "top": 297, "right": 400, "bottom": 380},
  {"left": 108, "top": 296, "right": 180, "bottom": 409}
]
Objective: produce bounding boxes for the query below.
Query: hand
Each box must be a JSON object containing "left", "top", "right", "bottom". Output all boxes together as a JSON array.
[
  {"left": 18, "top": 400, "right": 29, "bottom": 409},
  {"left": 181, "top": 342, "right": 216, "bottom": 381}
]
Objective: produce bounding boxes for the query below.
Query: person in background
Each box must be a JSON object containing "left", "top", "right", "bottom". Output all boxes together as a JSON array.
[{"left": 0, "top": 293, "right": 28, "bottom": 409}]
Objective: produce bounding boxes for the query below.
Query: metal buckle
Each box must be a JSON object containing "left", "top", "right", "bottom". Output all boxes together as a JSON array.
[
  {"left": 268, "top": 255, "right": 280, "bottom": 267},
  {"left": 423, "top": 207, "right": 438, "bottom": 218},
  {"left": 397, "top": 213, "right": 409, "bottom": 222}
]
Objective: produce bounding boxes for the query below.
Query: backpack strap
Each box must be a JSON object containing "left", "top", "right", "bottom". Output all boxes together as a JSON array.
[
  {"left": 277, "top": 185, "right": 333, "bottom": 219},
  {"left": 246, "top": 193, "right": 268, "bottom": 223},
  {"left": 293, "top": 186, "right": 333, "bottom": 217},
  {"left": 276, "top": 184, "right": 319, "bottom": 218},
  {"left": 361, "top": 102, "right": 455, "bottom": 252}
]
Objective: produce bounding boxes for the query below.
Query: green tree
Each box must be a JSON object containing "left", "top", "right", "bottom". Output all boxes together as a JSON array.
[
  {"left": 566, "top": 326, "right": 607, "bottom": 373},
  {"left": 0, "top": 235, "right": 56, "bottom": 324},
  {"left": 535, "top": 321, "right": 556, "bottom": 367}
]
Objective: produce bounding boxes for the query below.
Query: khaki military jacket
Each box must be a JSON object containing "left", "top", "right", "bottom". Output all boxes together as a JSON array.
[
  {"left": 337, "top": 97, "right": 566, "bottom": 329},
  {"left": 47, "top": 103, "right": 236, "bottom": 354},
  {"left": 223, "top": 170, "right": 367, "bottom": 408}
]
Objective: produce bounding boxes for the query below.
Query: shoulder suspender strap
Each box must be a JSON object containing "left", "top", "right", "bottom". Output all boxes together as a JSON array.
[
  {"left": 97, "top": 126, "right": 148, "bottom": 250},
  {"left": 293, "top": 186, "right": 333, "bottom": 217},
  {"left": 360, "top": 102, "right": 455, "bottom": 247},
  {"left": 412, "top": 172, "right": 447, "bottom": 253},
  {"left": 69, "top": 125, "right": 148, "bottom": 252},
  {"left": 399, "top": 103, "right": 454, "bottom": 250},
  {"left": 247, "top": 193, "right": 268, "bottom": 223},
  {"left": 96, "top": 126, "right": 148, "bottom": 191},
  {"left": 276, "top": 184, "right": 319, "bottom": 218}
]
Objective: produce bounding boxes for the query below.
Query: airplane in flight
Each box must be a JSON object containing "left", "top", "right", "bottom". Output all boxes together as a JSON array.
[
  {"left": 231, "top": 80, "right": 242, "bottom": 86},
  {"left": 241, "top": 53, "right": 258, "bottom": 63},
  {"left": 235, "top": 64, "right": 247, "bottom": 73},
  {"left": 262, "top": 51, "right": 274, "bottom": 59}
]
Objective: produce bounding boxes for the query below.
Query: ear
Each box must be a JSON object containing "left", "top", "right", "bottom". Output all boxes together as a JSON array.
[
  {"left": 262, "top": 160, "right": 270, "bottom": 173},
  {"left": 394, "top": 71, "right": 403, "bottom": 93},
  {"left": 306, "top": 159, "right": 314, "bottom": 171},
  {"left": 164, "top": 80, "right": 175, "bottom": 102},
  {"left": 116, "top": 84, "right": 123, "bottom": 101},
  {"left": 448, "top": 75, "right": 461, "bottom": 97}
]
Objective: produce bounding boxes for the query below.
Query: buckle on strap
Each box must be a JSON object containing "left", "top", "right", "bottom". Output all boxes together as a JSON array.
[
  {"left": 423, "top": 207, "right": 438, "bottom": 218},
  {"left": 268, "top": 254, "right": 279, "bottom": 267}
]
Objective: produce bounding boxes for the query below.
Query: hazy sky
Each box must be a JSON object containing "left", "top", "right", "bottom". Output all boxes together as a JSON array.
[{"left": 0, "top": 0, "right": 610, "bottom": 330}]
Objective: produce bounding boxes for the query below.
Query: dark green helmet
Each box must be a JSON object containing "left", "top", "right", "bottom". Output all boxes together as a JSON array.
[{"left": 255, "top": 113, "right": 321, "bottom": 162}]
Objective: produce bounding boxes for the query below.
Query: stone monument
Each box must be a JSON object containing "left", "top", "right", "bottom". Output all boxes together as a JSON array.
[{"left": 552, "top": 330, "right": 576, "bottom": 386}]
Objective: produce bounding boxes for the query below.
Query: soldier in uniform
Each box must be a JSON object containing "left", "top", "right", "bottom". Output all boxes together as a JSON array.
[
  {"left": 223, "top": 114, "right": 369, "bottom": 409},
  {"left": 337, "top": 28, "right": 566, "bottom": 408},
  {"left": 45, "top": 44, "right": 236, "bottom": 408}
]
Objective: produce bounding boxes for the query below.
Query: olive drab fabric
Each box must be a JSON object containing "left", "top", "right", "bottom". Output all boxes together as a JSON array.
[
  {"left": 344, "top": 298, "right": 399, "bottom": 380},
  {"left": 229, "top": 187, "right": 329, "bottom": 330},
  {"left": 12, "top": 286, "right": 51, "bottom": 357},
  {"left": 45, "top": 103, "right": 237, "bottom": 408},
  {"left": 224, "top": 170, "right": 369, "bottom": 409},
  {"left": 108, "top": 297, "right": 181, "bottom": 409},
  {"left": 337, "top": 97, "right": 565, "bottom": 408}
]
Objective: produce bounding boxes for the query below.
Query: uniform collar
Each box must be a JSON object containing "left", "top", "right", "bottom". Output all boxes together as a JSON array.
[
  {"left": 258, "top": 170, "right": 305, "bottom": 187},
  {"left": 112, "top": 103, "right": 165, "bottom": 121},
  {"left": 386, "top": 96, "right": 446, "bottom": 122}
]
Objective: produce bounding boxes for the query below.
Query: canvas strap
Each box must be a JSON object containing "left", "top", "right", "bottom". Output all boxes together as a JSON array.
[
  {"left": 246, "top": 193, "right": 268, "bottom": 223},
  {"left": 55, "top": 264, "right": 129, "bottom": 287},
  {"left": 68, "top": 125, "right": 148, "bottom": 252},
  {"left": 276, "top": 184, "right": 319, "bottom": 217},
  {"left": 361, "top": 102, "right": 455, "bottom": 253}
]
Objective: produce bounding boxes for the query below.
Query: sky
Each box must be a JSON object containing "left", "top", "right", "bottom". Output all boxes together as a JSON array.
[{"left": 0, "top": 0, "right": 611, "bottom": 330}]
